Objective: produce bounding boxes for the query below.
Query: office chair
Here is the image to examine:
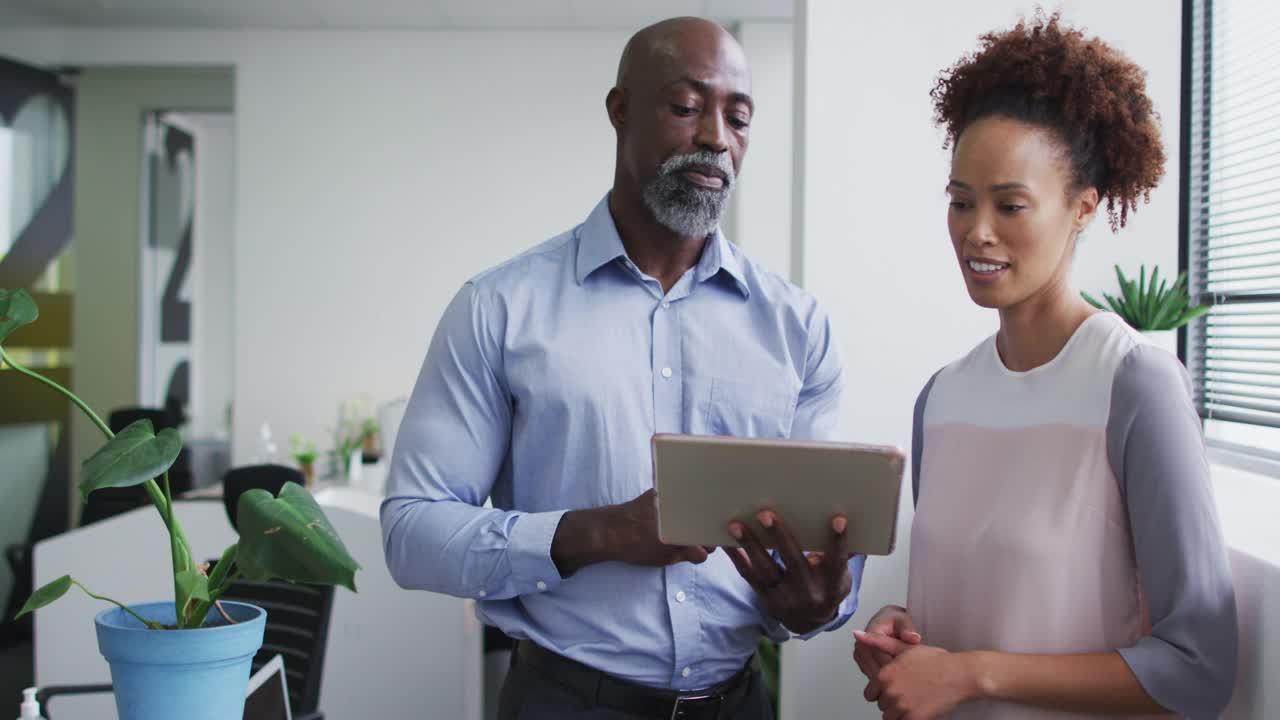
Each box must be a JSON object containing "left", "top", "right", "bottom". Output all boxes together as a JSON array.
[
  {"left": 221, "top": 464, "right": 306, "bottom": 532},
  {"left": 221, "top": 578, "right": 334, "bottom": 720},
  {"left": 221, "top": 464, "right": 331, "bottom": 718}
]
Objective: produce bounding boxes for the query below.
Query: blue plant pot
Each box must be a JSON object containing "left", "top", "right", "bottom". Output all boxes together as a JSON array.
[{"left": 94, "top": 601, "right": 267, "bottom": 720}]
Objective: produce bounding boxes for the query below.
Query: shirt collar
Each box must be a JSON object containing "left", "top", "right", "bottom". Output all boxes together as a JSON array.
[{"left": 575, "top": 193, "right": 750, "bottom": 299}]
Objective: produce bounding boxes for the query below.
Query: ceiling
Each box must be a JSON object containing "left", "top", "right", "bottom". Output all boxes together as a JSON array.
[{"left": 0, "top": 0, "right": 794, "bottom": 30}]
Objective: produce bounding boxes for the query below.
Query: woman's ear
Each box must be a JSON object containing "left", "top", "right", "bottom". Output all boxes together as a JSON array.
[{"left": 1074, "top": 186, "right": 1100, "bottom": 232}]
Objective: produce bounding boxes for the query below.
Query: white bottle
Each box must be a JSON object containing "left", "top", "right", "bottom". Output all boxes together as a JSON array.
[{"left": 18, "top": 688, "right": 45, "bottom": 720}]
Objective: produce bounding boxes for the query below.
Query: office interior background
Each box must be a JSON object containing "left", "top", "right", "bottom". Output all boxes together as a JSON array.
[{"left": 0, "top": 0, "right": 1277, "bottom": 717}]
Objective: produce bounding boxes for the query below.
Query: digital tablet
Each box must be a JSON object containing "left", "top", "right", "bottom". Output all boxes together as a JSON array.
[
  {"left": 244, "top": 653, "right": 292, "bottom": 720},
  {"left": 652, "top": 434, "right": 905, "bottom": 555}
]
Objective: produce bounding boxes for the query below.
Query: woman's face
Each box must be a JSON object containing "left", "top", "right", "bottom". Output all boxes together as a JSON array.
[{"left": 946, "top": 116, "right": 1097, "bottom": 311}]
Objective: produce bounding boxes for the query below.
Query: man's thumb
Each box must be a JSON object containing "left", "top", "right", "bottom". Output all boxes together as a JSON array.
[{"left": 894, "top": 615, "right": 922, "bottom": 644}]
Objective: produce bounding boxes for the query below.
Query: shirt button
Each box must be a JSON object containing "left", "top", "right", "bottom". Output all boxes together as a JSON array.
[
  {"left": 478, "top": 590, "right": 487, "bottom": 598},
  {"left": 681, "top": 667, "right": 691, "bottom": 678},
  {"left": 675, "top": 590, "right": 686, "bottom": 603},
  {"left": 661, "top": 367, "right": 673, "bottom": 378},
  {"left": 536, "top": 581, "right": 547, "bottom": 591},
  {"left": 661, "top": 300, "right": 671, "bottom": 309}
]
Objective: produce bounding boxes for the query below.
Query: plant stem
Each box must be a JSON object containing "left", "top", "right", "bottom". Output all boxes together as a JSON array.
[
  {"left": 213, "top": 600, "right": 236, "bottom": 625},
  {"left": 188, "top": 544, "right": 239, "bottom": 627},
  {"left": 0, "top": 346, "right": 111, "bottom": 435},
  {"left": 1, "top": 345, "right": 195, "bottom": 567},
  {"left": 71, "top": 579, "right": 162, "bottom": 630},
  {"left": 162, "top": 471, "right": 193, "bottom": 627}
]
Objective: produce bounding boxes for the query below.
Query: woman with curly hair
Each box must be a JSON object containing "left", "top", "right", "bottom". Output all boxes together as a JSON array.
[{"left": 851, "top": 13, "right": 1238, "bottom": 719}]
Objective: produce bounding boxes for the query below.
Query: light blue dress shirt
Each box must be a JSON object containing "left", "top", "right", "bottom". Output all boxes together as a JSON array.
[{"left": 381, "top": 194, "right": 865, "bottom": 690}]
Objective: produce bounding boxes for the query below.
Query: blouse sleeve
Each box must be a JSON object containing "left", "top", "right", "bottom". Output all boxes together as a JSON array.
[{"left": 1108, "top": 344, "right": 1238, "bottom": 719}]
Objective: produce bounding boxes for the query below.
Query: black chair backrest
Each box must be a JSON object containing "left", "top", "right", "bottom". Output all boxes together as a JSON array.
[
  {"left": 108, "top": 407, "right": 179, "bottom": 434},
  {"left": 221, "top": 464, "right": 305, "bottom": 531},
  {"left": 219, "top": 578, "right": 335, "bottom": 716}
]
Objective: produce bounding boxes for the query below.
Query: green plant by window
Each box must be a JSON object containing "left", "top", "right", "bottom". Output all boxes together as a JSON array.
[
  {"left": 1081, "top": 264, "right": 1209, "bottom": 331},
  {"left": 1, "top": 288, "right": 359, "bottom": 630}
]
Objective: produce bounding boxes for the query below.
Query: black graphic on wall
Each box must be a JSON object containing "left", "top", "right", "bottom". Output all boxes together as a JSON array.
[
  {"left": 157, "top": 125, "right": 193, "bottom": 343},
  {"left": 0, "top": 56, "right": 74, "bottom": 288},
  {"left": 145, "top": 116, "right": 195, "bottom": 415}
]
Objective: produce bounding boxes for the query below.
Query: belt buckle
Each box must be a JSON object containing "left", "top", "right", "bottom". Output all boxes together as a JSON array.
[{"left": 670, "top": 693, "right": 722, "bottom": 720}]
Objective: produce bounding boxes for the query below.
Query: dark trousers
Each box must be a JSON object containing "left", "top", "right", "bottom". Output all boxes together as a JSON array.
[{"left": 497, "top": 645, "right": 775, "bottom": 720}]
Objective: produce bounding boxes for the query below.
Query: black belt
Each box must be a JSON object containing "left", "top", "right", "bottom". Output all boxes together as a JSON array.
[{"left": 514, "top": 640, "right": 757, "bottom": 720}]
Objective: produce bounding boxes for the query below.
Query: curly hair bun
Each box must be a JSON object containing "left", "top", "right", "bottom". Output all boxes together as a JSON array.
[{"left": 932, "top": 11, "right": 1165, "bottom": 230}]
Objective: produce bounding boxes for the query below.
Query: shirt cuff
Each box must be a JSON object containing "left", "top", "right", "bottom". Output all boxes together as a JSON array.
[
  {"left": 794, "top": 593, "right": 857, "bottom": 640},
  {"left": 507, "top": 509, "right": 568, "bottom": 594},
  {"left": 757, "top": 558, "right": 864, "bottom": 642},
  {"left": 793, "top": 553, "right": 865, "bottom": 641}
]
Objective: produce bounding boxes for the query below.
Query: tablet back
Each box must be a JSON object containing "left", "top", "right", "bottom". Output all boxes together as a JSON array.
[{"left": 652, "top": 434, "right": 904, "bottom": 554}]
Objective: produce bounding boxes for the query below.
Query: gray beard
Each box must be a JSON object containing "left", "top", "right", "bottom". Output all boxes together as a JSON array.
[{"left": 641, "top": 154, "right": 735, "bottom": 237}]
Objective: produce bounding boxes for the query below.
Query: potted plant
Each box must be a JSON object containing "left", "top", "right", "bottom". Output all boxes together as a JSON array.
[
  {"left": 331, "top": 398, "right": 380, "bottom": 477},
  {"left": 1082, "top": 264, "right": 1209, "bottom": 355},
  {"left": 1, "top": 288, "right": 360, "bottom": 720},
  {"left": 290, "top": 433, "right": 318, "bottom": 486},
  {"left": 359, "top": 417, "right": 381, "bottom": 463}
]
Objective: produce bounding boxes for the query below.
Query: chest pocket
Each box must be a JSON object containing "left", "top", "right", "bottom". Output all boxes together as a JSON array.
[{"left": 701, "top": 377, "right": 797, "bottom": 439}]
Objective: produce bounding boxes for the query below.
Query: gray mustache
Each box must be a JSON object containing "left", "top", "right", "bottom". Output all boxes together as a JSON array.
[{"left": 658, "top": 152, "right": 735, "bottom": 187}]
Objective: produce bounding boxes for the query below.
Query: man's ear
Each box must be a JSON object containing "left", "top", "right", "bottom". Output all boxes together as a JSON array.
[
  {"left": 606, "top": 87, "right": 627, "bottom": 133},
  {"left": 1074, "top": 186, "right": 1100, "bottom": 232}
]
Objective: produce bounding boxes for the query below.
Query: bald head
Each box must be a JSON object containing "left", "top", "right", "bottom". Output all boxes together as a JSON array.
[
  {"left": 616, "top": 17, "right": 748, "bottom": 91},
  {"left": 605, "top": 17, "right": 753, "bottom": 240}
]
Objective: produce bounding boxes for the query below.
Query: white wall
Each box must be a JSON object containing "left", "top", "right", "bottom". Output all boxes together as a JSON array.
[
  {"left": 732, "top": 20, "right": 794, "bottom": 281},
  {"left": 785, "top": 1, "right": 1180, "bottom": 718},
  {"left": 161, "top": 111, "right": 235, "bottom": 441},
  {"left": 184, "top": 112, "right": 236, "bottom": 440},
  {"left": 229, "top": 30, "right": 621, "bottom": 463}
]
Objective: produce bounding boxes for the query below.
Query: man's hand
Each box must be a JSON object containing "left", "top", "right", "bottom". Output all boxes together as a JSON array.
[
  {"left": 853, "top": 605, "right": 922, "bottom": 701},
  {"left": 724, "top": 510, "right": 853, "bottom": 635},
  {"left": 853, "top": 633, "right": 978, "bottom": 720},
  {"left": 551, "top": 489, "right": 711, "bottom": 576}
]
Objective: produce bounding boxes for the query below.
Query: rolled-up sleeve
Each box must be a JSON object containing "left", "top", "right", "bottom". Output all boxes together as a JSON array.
[
  {"left": 1108, "top": 345, "right": 1238, "bottom": 719},
  {"left": 380, "top": 282, "right": 565, "bottom": 599}
]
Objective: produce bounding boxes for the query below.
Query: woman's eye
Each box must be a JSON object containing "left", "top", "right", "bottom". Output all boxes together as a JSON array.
[
  {"left": 1001, "top": 204, "right": 1027, "bottom": 213},
  {"left": 949, "top": 200, "right": 971, "bottom": 210},
  {"left": 671, "top": 105, "right": 697, "bottom": 116}
]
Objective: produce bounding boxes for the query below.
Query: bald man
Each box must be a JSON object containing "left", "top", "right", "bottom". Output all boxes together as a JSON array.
[{"left": 381, "top": 17, "right": 864, "bottom": 719}]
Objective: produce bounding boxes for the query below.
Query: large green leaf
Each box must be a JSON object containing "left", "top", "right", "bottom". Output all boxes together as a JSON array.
[
  {"left": 80, "top": 420, "right": 183, "bottom": 502},
  {"left": 237, "top": 482, "right": 359, "bottom": 591},
  {"left": 15, "top": 575, "right": 71, "bottom": 619},
  {"left": 0, "top": 288, "right": 38, "bottom": 344}
]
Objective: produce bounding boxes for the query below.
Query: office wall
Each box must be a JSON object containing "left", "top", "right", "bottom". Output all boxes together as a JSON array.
[
  {"left": 0, "top": 24, "right": 795, "bottom": 466},
  {"left": 170, "top": 111, "right": 235, "bottom": 440},
  {"left": 69, "top": 69, "right": 232, "bottom": 503},
  {"left": 229, "top": 31, "right": 622, "bottom": 463},
  {"left": 732, "top": 20, "right": 794, "bottom": 281},
  {"left": 786, "top": 1, "right": 1180, "bottom": 717}
]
